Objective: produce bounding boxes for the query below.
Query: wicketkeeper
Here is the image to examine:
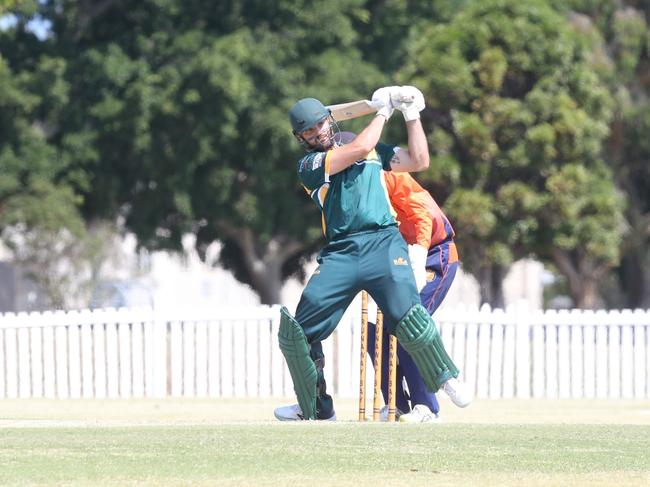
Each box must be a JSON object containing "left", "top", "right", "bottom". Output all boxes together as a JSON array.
[
  {"left": 275, "top": 86, "right": 472, "bottom": 421},
  {"left": 369, "top": 170, "right": 460, "bottom": 422}
]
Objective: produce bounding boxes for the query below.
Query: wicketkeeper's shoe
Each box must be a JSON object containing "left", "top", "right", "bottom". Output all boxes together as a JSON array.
[
  {"left": 273, "top": 403, "right": 337, "bottom": 421},
  {"left": 378, "top": 405, "right": 405, "bottom": 422},
  {"left": 399, "top": 404, "right": 440, "bottom": 423},
  {"left": 441, "top": 378, "right": 473, "bottom": 408}
]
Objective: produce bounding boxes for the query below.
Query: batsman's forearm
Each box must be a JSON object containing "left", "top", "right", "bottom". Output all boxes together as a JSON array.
[
  {"left": 406, "top": 119, "right": 430, "bottom": 171},
  {"left": 328, "top": 114, "right": 386, "bottom": 175},
  {"left": 355, "top": 114, "right": 387, "bottom": 152}
]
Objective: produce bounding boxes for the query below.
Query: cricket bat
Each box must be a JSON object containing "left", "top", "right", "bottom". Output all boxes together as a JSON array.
[
  {"left": 326, "top": 99, "right": 378, "bottom": 121},
  {"left": 327, "top": 90, "right": 417, "bottom": 122}
]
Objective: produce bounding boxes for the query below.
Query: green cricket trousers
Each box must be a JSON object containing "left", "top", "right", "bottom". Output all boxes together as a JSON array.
[{"left": 295, "top": 225, "right": 420, "bottom": 342}]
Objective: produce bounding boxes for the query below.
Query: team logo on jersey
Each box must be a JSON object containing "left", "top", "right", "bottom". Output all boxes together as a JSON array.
[
  {"left": 427, "top": 270, "right": 436, "bottom": 281},
  {"left": 312, "top": 152, "right": 325, "bottom": 170},
  {"left": 393, "top": 257, "right": 408, "bottom": 266}
]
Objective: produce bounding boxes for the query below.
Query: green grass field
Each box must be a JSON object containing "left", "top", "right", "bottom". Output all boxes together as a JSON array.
[{"left": 1, "top": 398, "right": 649, "bottom": 486}]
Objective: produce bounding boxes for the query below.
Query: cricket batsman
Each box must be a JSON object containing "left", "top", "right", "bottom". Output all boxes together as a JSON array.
[{"left": 275, "top": 86, "right": 472, "bottom": 420}]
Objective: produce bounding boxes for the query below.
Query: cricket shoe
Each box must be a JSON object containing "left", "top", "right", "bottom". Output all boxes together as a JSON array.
[
  {"left": 273, "top": 403, "right": 337, "bottom": 421},
  {"left": 399, "top": 404, "right": 440, "bottom": 423},
  {"left": 378, "top": 405, "right": 405, "bottom": 422},
  {"left": 441, "top": 378, "right": 473, "bottom": 408}
]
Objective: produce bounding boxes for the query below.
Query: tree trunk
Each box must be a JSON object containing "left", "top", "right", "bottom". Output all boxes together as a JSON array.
[
  {"left": 490, "top": 263, "right": 506, "bottom": 309},
  {"left": 248, "top": 258, "right": 283, "bottom": 305},
  {"left": 619, "top": 248, "right": 646, "bottom": 309},
  {"left": 218, "top": 224, "right": 305, "bottom": 305},
  {"left": 616, "top": 204, "right": 649, "bottom": 309},
  {"left": 478, "top": 263, "right": 506, "bottom": 309},
  {"left": 551, "top": 248, "right": 605, "bottom": 310},
  {"left": 608, "top": 114, "right": 650, "bottom": 308},
  {"left": 573, "top": 279, "right": 598, "bottom": 309}
]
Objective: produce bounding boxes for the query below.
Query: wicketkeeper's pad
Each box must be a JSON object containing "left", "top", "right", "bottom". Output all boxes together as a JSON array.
[
  {"left": 395, "top": 304, "right": 459, "bottom": 391},
  {"left": 278, "top": 307, "right": 317, "bottom": 420}
]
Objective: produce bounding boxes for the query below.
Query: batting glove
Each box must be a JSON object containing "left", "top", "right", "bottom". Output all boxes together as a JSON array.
[
  {"left": 392, "top": 86, "right": 425, "bottom": 122},
  {"left": 371, "top": 86, "right": 397, "bottom": 120}
]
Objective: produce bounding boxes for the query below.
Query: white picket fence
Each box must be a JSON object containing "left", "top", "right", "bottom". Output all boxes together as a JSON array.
[{"left": 0, "top": 300, "right": 649, "bottom": 400}]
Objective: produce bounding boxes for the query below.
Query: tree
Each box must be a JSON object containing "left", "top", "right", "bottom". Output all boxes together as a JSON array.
[
  {"left": 25, "top": 0, "right": 386, "bottom": 304},
  {"left": 0, "top": 0, "right": 23, "bottom": 14},
  {"left": 556, "top": 0, "right": 650, "bottom": 308},
  {"left": 0, "top": 31, "right": 90, "bottom": 308},
  {"left": 399, "top": 0, "right": 623, "bottom": 308},
  {"left": 6, "top": 0, "right": 633, "bottom": 309},
  {"left": 355, "top": 0, "right": 466, "bottom": 72},
  {"left": 542, "top": 163, "right": 624, "bottom": 308}
]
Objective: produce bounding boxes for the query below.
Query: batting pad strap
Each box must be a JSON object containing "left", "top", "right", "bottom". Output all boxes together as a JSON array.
[
  {"left": 395, "top": 304, "right": 459, "bottom": 391},
  {"left": 278, "top": 307, "right": 318, "bottom": 420}
]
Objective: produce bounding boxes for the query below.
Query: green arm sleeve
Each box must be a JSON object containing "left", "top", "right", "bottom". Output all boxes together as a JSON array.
[
  {"left": 376, "top": 142, "right": 399, "bottom": 171},
  {"left": 297, "top": 151, "right": 329, "bottom": 191}
]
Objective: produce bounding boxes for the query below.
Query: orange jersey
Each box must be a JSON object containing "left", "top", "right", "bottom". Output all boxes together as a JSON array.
[{"left": 383, "top": 171, "right": 456, "bottom": 250}]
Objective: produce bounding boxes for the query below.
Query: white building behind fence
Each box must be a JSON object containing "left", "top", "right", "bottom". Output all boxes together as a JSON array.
[{"left": 1, "top": 299, "right": 649, "bottom": 400}]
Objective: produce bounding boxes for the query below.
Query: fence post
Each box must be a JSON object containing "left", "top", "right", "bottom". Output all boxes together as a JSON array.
[
  {"left": 620, "top": 309, "right": 634, "bottom": 398},
  {"left": 0, "top": 317, "right": 5, "bottom": 399},
  {"left": 476, "top": 303, "right": 491, "bottom": 398},
  {"left": 633, "top": 309, "right": 647, "bottom": 399},
  {"left": 17, "top": 312, "right": 31, "bottom": 398},
  {"left": 4, "top": 314, "right": 18, "bottom": 398},
  {"left": 594, "top": 310, "right": 609, "bottom": 398},
  {"left": 151, "top": 307, "right": 168, "bottom": 398},
  {"left": 515, "top": 300, "right": 531, "bottom": 398}
]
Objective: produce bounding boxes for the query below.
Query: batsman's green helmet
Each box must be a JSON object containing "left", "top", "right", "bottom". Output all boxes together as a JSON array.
[{"left": 289, "top": 98, "right": 330, "bottom": 134}]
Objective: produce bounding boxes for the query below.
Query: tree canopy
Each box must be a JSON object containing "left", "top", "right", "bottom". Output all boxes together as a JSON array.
[
  {"left": 398, "top": 0, "right": 624, "bottom": 307},
  {"left": 0, "top": 0, "right": 645, "bottom": 309}
]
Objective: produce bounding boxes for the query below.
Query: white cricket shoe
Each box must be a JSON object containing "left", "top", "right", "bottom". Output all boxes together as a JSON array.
[
  {"left": 273, "top": 403, "right": 336, "bottom": 421},
  {"left": 378, "top": 405, "right": 405, "bottom": 422},
  {"left": 441, "top": 378, "right": 473, "bottom": 408},
  {"left": 399, "top": 404, "right": 440, "bottom": 423}
]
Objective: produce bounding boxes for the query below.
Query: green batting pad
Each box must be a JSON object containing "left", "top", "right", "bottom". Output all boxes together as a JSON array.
[
  {"left": 395, "top": 304, "right": 459, "bottom": 391},
  {"left": 278, "top": 307, "right": 317, "bottom": 420}
]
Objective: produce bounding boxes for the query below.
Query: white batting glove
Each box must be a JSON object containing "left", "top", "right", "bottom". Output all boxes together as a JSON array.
[
  {"left": 408, "top": 244, "right": 429, "bottom": 292},
  {"left": 371, "top": 86, "right": 397, "bottom": 120},
  {"left": 392, "top": 86, "right": 425, "bottom": 122}
]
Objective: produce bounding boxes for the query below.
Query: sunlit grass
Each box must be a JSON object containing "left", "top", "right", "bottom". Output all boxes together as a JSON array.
[{"left": 0, "top": 398, "right": 649, "bottom": 486}]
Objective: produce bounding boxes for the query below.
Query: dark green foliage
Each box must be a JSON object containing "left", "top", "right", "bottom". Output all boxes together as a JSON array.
[
  {"left": 0, "top": 0, "right": 645, "bottom": 307},
  {"left": 399, "top": 0, "right": 624, "bottom": 307},
  {"left": 2, "top": 0, "right": 387, "bottom": 304}
]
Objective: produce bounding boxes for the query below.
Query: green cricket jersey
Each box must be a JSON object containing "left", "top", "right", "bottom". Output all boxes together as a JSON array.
[{"left": 297, "top": 142, "right": 398, "bottom": 240}]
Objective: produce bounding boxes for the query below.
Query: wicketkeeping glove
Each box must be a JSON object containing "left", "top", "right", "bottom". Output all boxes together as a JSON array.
[{"left": 392, "top": 86, "right": 425, "bottom": 122}]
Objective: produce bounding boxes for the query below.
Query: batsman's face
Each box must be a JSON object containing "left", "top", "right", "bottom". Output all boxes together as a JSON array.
[{"left": 300, "top": 119, "right": 334, "bottom": 151}]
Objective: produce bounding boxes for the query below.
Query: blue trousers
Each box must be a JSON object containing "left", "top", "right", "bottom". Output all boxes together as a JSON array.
[{"left": 368, "top": 240, "right": 458, "bottom": 414}]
